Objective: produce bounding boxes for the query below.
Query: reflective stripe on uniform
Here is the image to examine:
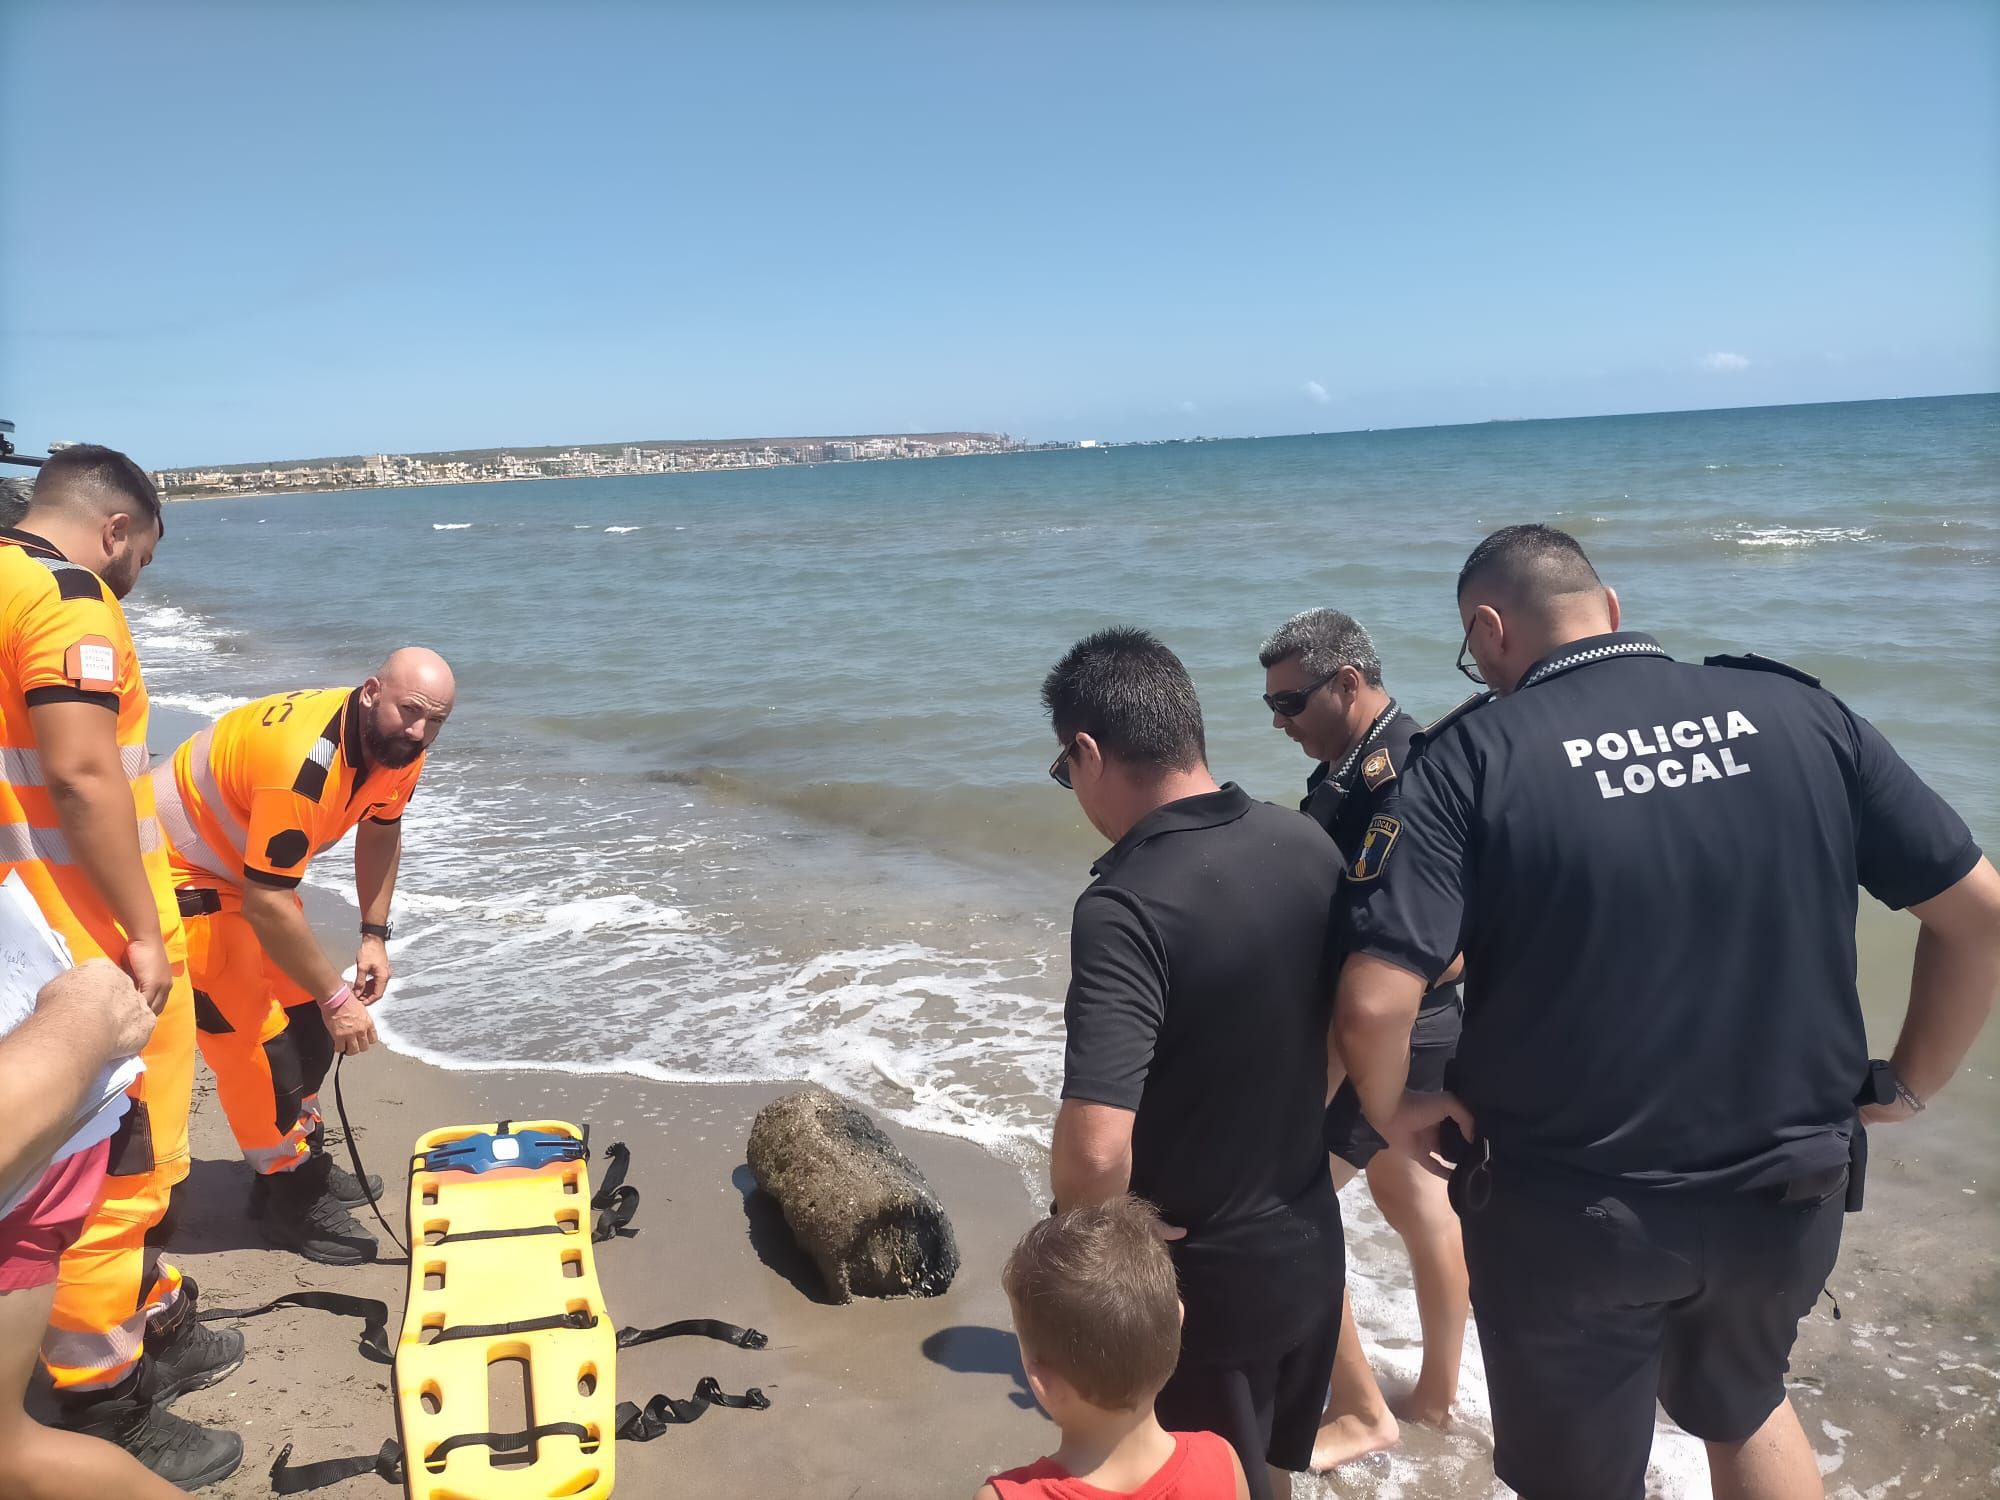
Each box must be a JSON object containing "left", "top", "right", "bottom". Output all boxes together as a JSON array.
[
  {"left": 0, "top": 820, "right": 71, "bottom": 864},
  {"left": 189, "top": 726, "right": 250, "bottom": 855},
  {"left": 39, "top": 1306, "right": 155, "bottom": 1388},
  {"left": 1, "top": 744, "right": 154, "bottom": 785},
  {"left": 0, "top": 816, "right": 161, "bottom": 864}
]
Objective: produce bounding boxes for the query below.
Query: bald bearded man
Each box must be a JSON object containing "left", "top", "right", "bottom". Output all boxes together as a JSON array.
[{"left": 152, "top": 650, "right": 456, "bottom": 1264}]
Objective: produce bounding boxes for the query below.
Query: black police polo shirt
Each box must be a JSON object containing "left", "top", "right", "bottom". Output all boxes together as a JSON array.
[
  {"left": 1345, "top": 631, "right": 1982, "bottom": 1194},
  {"left": 1063, "top": 783, "right": 1343, "bottom": 1361},
  {"left": 1303, "top": 699, "right": 1464, "bottom": 1016}
]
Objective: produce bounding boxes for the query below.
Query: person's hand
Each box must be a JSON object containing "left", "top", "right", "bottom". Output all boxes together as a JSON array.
[
  {"left": 121, "top": 932, "right": 175, "bottom": 1015},
  {"left": 324, "top": 998, "right": 378, "bottom": 1056},
  {"left": 353, "top": 935, "right": 391, "bottom": 1004},
  {"left": 1154, "top": 1220, "right": 1187, "bottom": 1242},
  {"left": 1859, "top": 1097, "right": 1921, "bottom": 1127},
  {"left": 38, "top": 958, "right": 156, "bottom": 1060},
  {"left": 1381, "top": 1090, "right": 1476, "bottom": 1180}
]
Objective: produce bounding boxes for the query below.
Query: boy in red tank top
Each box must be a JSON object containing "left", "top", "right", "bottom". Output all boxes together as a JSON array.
[{"left": 978, "top": 1198, "right": 1250, "bottom": 1500}]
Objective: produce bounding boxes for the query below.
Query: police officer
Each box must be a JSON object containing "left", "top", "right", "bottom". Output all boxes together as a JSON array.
[
  {"left": 1335, "top": 525, "right": 2000, "bottom": 1500},
  {"left": 1256, "top": 609, "right": 1468, "bottom": 1467}
]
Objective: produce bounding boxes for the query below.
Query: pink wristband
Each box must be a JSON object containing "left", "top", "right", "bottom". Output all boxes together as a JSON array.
[{"left": 320, "top": 983, "right": 355, "bottom": 1015}]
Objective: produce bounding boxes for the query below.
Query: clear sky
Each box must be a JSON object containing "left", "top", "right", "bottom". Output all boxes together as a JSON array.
[{"left": 2, "top": 1, "right": 1995, "bottom": 467}]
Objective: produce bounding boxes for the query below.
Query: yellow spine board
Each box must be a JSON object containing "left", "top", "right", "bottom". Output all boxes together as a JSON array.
[{"left": 397, "top": 1121, "right": 618, "bottom": 1500}]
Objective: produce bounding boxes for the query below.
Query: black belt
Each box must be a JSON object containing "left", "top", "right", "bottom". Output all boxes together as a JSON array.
[{"left": 175, "top": 885, "right": 224, "bottom": 918}]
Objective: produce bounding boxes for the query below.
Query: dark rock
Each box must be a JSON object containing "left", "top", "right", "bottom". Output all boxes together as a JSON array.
[{"left": 746, "top": 1086, "right": 960, "bottom": 1301}]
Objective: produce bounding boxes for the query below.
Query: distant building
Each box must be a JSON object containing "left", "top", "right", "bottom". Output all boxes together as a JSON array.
[{"left": 1077, "top": 439, "right": 1102, "bottom": 448}]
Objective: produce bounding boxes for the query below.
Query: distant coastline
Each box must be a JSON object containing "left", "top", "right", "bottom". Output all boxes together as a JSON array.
[{"left": 151, "top": 430, "right": 1065, "bottom": 501}]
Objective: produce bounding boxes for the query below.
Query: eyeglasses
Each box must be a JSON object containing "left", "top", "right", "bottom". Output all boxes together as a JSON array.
[
  {"left": 1457, "top": 620, "right": 1486, "bottom": 686},
  {"left": 1262, "top": 670, "right": 1341, "bottom": 719},
  {"left": 1049, "top": 737, "right": 1078, "bottom": 790}
]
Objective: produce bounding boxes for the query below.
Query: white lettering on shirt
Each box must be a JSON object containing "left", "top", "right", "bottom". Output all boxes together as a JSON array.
[{"left": 1567, "top": 711, "right": 1759, "bottom": 798}]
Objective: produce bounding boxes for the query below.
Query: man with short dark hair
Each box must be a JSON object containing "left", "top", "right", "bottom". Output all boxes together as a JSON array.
[
  {"left": 1, "top": 445, "right": 243, "bottom": 1488},
  {"left": 1043, "top": 627, "right": 1344, "bottom": 1500},
  {"left": 1257, "top": 609, "right": 1468, "bottom": 1468},
  {"left": 1339, "top": 523, "right": 2000, "bottom": 1500}
]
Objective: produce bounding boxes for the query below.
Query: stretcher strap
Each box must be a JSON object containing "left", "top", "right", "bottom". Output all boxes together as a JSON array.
[
  {"left": 616, "top": 1317, "right": 768, "bottom": 1351},
  {"left": 195, "top": 1291, "right": 393, "bottom": 1365},
  {"left": 591, "top": 1140, "right": 641, "bottom": 1240},
  {"left": 333, "top": 1056, "right": 409, "bottom": 1257},
  {"left": 429, "top": 1308, "right": 599, "bottom": 1344},
  {"left": 425, "top": 1422, "right": 594, "bottom": 1465},
  {"left": 433, "top": 1223, "right": 574, "bottom": 1245},
  {"left": 615, "top": 1378, "right": 771, "bottom": 1440},
  {"left": 270, "top": 1438, "right": 403, "bottom": 1494},
  {"left": 267, "top": 1379, "right": 768, "bottom": 1492}
]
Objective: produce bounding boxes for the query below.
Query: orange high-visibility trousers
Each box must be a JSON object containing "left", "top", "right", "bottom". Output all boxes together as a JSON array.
[
  {"left": 183, "top": 901, "right": 329, "bottom": 1177},
  {"left": 43, "top": 965, "right": 195, "bottom": 1390}
]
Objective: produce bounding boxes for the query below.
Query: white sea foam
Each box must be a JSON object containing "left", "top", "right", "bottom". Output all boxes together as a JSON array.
[
  {"left": 432, "top": 522, "right": 474, "bottom": 531},
  {"left": 1722, "top": 525, "right": 1872, "bottom": 549},
  {"left": 603, "top": 525, "right": 643, "bottom": 534},
  {"left": 150, "top": 690, "right": 251, "bottom": 718}
]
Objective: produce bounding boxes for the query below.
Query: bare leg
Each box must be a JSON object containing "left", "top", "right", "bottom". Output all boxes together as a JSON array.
[
  {"left": 0, "top": 1283, "right": 183, "bottom": 1500},
  {"left": 1366, "top": 1148, "right": 1469, "bottom": 1424},
  {"left": 1706, "top": 1398, "right": 1824, "bottom": 1500},
  {"left": 1311, "top": 1152, "right": 1399, "bottom": 1470}
]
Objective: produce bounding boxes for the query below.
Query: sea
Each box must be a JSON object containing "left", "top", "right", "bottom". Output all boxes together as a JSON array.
[{"left": 132, "top": 393, "right": 1998, "bottom": 1498}]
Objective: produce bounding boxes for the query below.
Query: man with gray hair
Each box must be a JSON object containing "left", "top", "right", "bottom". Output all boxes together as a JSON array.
[{"left": 1258, "top": 609, "right": 1469, "bottom": 1469}]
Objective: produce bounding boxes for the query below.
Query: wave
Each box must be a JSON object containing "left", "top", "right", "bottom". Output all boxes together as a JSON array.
[
  {"left": 603, "top": 525, "right": 643, "bottom": 534},
  {"left": 432, "top": 522, "right": 474, "bottom": 531},
  {"left": 1721, "top": 524, "right": 1872, "bottom": 549}
]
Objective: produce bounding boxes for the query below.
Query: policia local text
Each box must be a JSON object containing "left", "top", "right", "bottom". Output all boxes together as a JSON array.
[{"left": 1564, "top": 710, "right": 1758, "bottom": 799}]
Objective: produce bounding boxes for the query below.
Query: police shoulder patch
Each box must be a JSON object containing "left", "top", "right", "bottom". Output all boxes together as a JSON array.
[
  {"left": 1702, "top": 652, "right": 1822, "bottom": 688},
  {"left": 1360, "top": 748, "right": 1396, "bottom": 791},
  {"left": 1349, "top": 814, "right": 1400, "bottom": 883}
]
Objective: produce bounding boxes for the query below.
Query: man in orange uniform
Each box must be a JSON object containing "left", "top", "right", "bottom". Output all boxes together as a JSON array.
[
  {"left": 2, "top": 446, "right": 244, "bottom": 1490},
  {"left": 153, "top": 649, "right": 454, "bottom": 1264}
]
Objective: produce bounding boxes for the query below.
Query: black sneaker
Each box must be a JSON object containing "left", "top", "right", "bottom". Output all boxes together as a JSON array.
[
  {"left": 55, "top": 1364, "right": 244, "bottom": 1491},
  {"left": 307, "top": 1122, "right": 384, "bottom": 1205},
  {"left": 260, "top": 1155, "right": 378, "bottom": 1266},
  {"left": 145, "top": 1279, "right": 245, "bottom": 1404}
]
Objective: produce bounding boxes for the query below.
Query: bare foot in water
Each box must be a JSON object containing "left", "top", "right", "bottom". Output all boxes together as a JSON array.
[
  {"left": 1309, "top": 1409, "right": 1400, "bottom": 1471},
  {"left": 1388, "top": 1385, "right": 1454, "bottom": 1428}
]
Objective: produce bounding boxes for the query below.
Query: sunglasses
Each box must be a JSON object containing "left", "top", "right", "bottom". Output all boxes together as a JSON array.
[
  {"left": 1262, "top": 670, "right": 1341, "bottom": 719},
  {"left": 1457, "top": 620, "right": 1486, "bottom": 686},
  {"left": 1049, "top": 736, "right": 1078, "bottom": 790}
]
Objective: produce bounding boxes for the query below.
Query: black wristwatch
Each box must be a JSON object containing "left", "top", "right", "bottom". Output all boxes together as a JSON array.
[{"left": 360, "top": 921, "right": 393, "bottom": 941}]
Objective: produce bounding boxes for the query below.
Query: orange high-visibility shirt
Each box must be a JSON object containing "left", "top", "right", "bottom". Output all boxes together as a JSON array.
[
  {"left": 156, "top": 687, "right": 424, "bottom": 895},
  {"left": 0, "top": 526, "right": 178, "bottom": 961}
]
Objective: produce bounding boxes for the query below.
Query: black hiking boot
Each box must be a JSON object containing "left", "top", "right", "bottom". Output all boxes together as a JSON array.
[
  {"left": 54, "top": 1362, "right": 244, "bottom": 1490},
  {"left": 145, "top": 1275, "right": 245, "bottom": 1403},
  {"left": 308, "top": 1121, "right": 384, "bottom": 1205},
  {"left": 259, "top": 1154, "right": 378, "bottom": 1266}
]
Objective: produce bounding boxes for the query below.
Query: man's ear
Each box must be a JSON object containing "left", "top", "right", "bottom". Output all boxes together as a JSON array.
[
  {"left": 102, "top": 510, "right": 130, "bottom": 552},
  {"left": 1604, "top": 586, "right": 1621, "bottom": 631},
  {"left": 1071, "top": 732, "right": 1105, "bottom": 785}
]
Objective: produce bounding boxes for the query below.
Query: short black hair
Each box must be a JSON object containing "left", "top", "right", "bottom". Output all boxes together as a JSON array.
[
  {"left": 1041, "top": 626, "right": 1207, "bottom": 774},
  {"left": 1457, "top": 524, "right": 1599, "bottom": 606},
  {"left": 30, "top": 444, "right": 164, "bottom": 538}
]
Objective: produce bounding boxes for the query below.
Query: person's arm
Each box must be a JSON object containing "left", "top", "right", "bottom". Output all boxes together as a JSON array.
[
  {"left": 1844, "top": 704, "right": 1995, "bottom": 1123},
  {"left": 353, "top": 816, "right": 402, "bottom": 1003},
  {"left": 0, "top": 961, "right": 156, "bottom": 1188},
  {"left": 974, "top": 1485, "right": 1001, "bottom": 1500},
  {"left": 1864, "top": 857, "right": 2000, "bottom": 1122},
  {"left": 1337, "top": 748, "right": 1475, "bottom": 1133},
  {"left": 1051, "top": 888, "right": 1166, "bottom": 1214},
  {"left": 1050, "top": 1100, "right": 1135, "bottom": 1210},
  {"left": 30, "top": 700, "right": 173, "bottom": 1011}
]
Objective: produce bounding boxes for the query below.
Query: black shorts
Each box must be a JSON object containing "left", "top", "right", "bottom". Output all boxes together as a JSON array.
[
  {"left": 1324, "top": 993, "right": 1462, "bottom": 1168},
  {"left": 1153, "top": 1289, "right": 1340, "bottom": 1488},
  {"left": 1459, "top": 1169, "right": 1845, "bottom": 1500}
]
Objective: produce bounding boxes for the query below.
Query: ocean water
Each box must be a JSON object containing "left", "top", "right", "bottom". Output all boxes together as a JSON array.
[{"left": 131, "top": 393, "right": 1998, "bottom": 1498}]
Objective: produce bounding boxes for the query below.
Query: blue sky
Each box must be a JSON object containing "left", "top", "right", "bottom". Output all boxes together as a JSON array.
[{"left": 2, "top": 2, "right": 1994, "bottom": 467}]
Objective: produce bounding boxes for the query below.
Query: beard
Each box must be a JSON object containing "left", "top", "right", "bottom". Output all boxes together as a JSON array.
[
  {"left": 102, "top": 546, "right": 143, "bottom": 600},
  {"left": 361, "top": 717, "right": 424, "bottom": 769}
]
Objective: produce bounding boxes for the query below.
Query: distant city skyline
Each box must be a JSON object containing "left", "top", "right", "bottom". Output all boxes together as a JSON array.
[{"left": 2, "top": 3, "right": 1994, "bottom": 469}]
